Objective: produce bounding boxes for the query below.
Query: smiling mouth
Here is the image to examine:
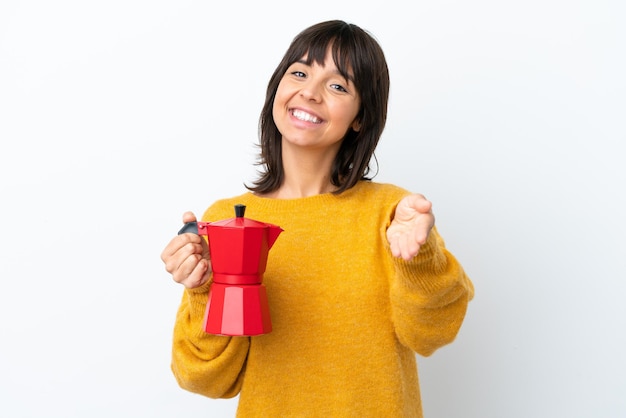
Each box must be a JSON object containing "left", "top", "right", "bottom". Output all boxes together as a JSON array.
[{"left": 291, "top": 109, "right": 323, "bottom": 124}]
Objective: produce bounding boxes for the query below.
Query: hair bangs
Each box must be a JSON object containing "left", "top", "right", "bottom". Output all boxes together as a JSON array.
[{"left": 289, "top": 23, "right": 359, "bottom": 85}]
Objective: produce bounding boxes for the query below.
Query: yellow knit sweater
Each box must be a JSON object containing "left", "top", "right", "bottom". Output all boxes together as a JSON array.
[{"left": 171, "top": 181, "right": 474, "bottom": 417}]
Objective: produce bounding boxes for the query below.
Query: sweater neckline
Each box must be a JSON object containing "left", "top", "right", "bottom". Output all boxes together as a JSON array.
[{"left": 241, "top": 181, "right": 368, "bottom": 210}]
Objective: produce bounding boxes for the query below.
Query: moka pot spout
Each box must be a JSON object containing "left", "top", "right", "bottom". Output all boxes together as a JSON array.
[{"left": 267, "top": 225, "right": 283, "bottom": 249}]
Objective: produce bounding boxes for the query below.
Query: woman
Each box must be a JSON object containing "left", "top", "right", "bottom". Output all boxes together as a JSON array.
[{"left": 161, "top": 19, "right": 474, "bottom": 417}]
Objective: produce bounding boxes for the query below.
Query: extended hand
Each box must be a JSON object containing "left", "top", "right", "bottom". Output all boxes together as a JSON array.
[{"left": 386, "top": 194, "right": 435, "bottom": 260}]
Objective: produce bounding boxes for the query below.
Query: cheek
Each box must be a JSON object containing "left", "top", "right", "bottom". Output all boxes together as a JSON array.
[
  {"left": 272, "top": 84, "right": 287, "bottom": 113},
  {"left": 272, "top": 80, "right": 294, "bottom": 120},
  {"left": 332, "top": 102, "right": 360, "bottom": 128},
  {"left": 271, "top": 91, "right": 288, "bottom": 133},
  {"left": 271, "top": 94, "right": 283, "bottom": 123}
]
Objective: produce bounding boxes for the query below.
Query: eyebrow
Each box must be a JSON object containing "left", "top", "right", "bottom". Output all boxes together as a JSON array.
[{"left": 294, "top": 59, "right": 355, "bottom": 84}]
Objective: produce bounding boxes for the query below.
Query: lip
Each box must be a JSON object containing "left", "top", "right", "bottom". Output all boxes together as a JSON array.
[{"left": 289, "top": 107, "right": 324, "bottom": 125}]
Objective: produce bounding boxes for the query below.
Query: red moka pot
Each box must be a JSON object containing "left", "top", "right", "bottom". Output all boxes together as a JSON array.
[{"left": 179, "top": 204, "right": 283, "bottom": 336}]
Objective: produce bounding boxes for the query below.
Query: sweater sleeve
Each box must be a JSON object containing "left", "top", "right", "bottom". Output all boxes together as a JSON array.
[
  {"left": 171, "top": 281, "right": 250, "bottom": 398},
  {"left": 388, "top": 227, "right": 474, "bottom": 357}
]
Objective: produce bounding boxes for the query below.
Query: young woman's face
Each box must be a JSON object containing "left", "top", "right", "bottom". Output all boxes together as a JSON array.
[{"left": 272, "top": 49, "right": 361, "bottom": 155}]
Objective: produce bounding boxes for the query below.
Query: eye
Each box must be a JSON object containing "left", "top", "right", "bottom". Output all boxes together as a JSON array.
[
  {"left": 330, "top": 83, "right": 348, "bottom": 93},
  {"left": 290, "top": 70, "right": 306, "bottom": 78}
]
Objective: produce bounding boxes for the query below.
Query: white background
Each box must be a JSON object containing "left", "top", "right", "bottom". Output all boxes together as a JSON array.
[{"left": 1, "top": 1, "right": 624, "bottom": 417}]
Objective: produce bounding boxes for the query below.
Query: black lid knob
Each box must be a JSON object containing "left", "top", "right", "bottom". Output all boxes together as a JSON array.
[{"left": 235, "top": 204, "right": 246, "bottom": 218}]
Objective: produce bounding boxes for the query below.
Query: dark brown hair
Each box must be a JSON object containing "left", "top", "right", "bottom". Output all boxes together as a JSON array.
[{"left": 246, "top": 20, "right": 390, "bottom": 195}]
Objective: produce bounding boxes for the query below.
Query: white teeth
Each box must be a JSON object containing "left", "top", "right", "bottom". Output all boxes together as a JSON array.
[{"left": 292, "top": 109, "right": 321, "bottom": 124}]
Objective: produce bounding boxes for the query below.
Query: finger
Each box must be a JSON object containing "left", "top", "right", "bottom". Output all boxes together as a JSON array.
[
  {"left": 161, "top": 232, "right": 202, "bottom": 261},
  {"left": 182, "top": 211, "right": 197, "bottom": 224},
  {"left": 181, "top": 258, "right": 211, "bottom": 288},
  {"left": 173, "top": 253, "right": 206, "bottom": 285},
  {"left": 406, "top": 194, "right": 433, "bottom": 214},
  {"left": 162, "top": 235, "right": 204, "bottom": 274},
  {"left": 171, "top": 252, "right": 199, "bottom": 283},
  {"left": 413, "top": 215, "right": 434, "bottom": 245},
  {"left": 387, "top": 232, "right": 401, "bottom": 258},
  {"left": 160, "top": 234, "right": 186, "bottom": 265},
  {"left": 399, "top": 232, "right": 420, "bottom": 261}
]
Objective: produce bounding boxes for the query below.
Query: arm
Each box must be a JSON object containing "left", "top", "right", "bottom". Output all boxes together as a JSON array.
[
  {"left": 389, "top": 228, "right": 474, "bottom": 356},
  {"left": 171, "top": 284, "right": 250, "bottom": 398},
  {"left": 162, "top": 211, "right": 250, "bottom": 398},
  {"left": 386, "top": 194, "right": 474, "bottom": 356}
]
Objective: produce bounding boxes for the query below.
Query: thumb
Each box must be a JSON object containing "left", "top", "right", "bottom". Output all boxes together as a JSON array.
[
  {"left": 405, "top": 194, "right": 432, "bottom": 214},
  {"left": 182, "top": 211, "right": 197, "bottom": 224}
]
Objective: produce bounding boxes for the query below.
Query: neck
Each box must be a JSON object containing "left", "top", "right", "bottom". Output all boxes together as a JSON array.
[
  {"left": 266, "top": 141, "right": 339, "bottom": 199},
  {"left": 270, "top": 177, "right": 337, "bottom": 199}
]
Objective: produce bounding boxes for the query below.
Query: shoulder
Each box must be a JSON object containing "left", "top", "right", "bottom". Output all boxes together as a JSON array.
[
  {"left": 201, "top": 192, "right": 254, "bottom": 221},
  {"left": 338, "top": 181, "right": 413, "bottom": 221},
  {"left": 347, "top": 180, "right": 411, "bottom": 203}
]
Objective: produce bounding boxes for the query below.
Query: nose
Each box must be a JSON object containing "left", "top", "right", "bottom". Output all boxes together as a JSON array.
[{"left": 299, "top": 80, "right": 322, "bottom": 102}]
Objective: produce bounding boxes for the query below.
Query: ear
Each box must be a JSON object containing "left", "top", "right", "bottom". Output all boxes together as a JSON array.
[{"left": 351, "top": 119, "right": 361, "bottom": 132}]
